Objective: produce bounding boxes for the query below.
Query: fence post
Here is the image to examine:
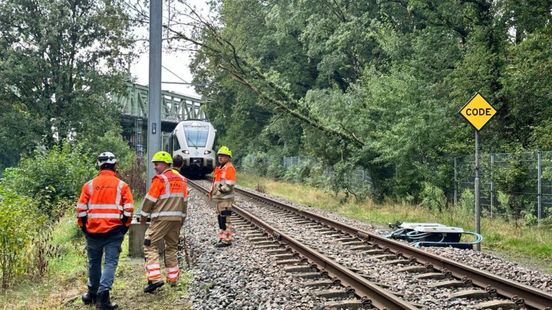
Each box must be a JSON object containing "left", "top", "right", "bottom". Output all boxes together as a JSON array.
[
  {"left": 454, "top": 158, "right": 458, "bottom": 207},
  {"left": 490, "top": 154, "right": 494, "bottom": 219},
  {"left": 537, "top": 150, "right": 542, "bottom": 226}
]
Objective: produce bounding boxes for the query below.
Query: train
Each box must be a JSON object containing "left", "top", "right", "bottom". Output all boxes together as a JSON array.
[{"left": 167, "top": 120, "right": 217, "bottom": 178}]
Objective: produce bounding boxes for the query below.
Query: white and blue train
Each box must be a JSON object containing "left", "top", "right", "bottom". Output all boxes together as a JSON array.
[{"left": 168, "top": 120, "right": 216, "bottom": 177}]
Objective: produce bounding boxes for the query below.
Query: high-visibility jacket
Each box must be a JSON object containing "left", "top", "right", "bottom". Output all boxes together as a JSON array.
[
  {"left": 76, "top": 170, "right": 134, "bottom": 235},
  {"left": 141, "top": 169, "right": 188, "bottom": 221},
  {"left": 210, "top": 162, "right": 236, "bottom": 201}
]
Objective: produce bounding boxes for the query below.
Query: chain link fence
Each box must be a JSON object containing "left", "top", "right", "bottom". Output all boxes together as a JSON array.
[
  {"left": 283, "top": 156, "right": 372, "bottom": 192},
  {"left": 454, "top": 151, "right": 552, "bottom": 224},
  {"left": 276, "top": 153, "right": 552, "bottom": 225}
]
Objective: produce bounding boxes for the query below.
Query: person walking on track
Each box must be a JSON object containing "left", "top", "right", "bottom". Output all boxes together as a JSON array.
[
  {"left": 140, "top": 151, "right": 188, "bottom": 293},
  {"left": 210, "top": 146, "right": 237, "bottom": 247},
  {"left": 76, "top": 152, "right": 134, "bottom": 310}
]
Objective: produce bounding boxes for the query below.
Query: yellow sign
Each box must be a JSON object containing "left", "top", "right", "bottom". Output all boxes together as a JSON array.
[{"left": 459, "top": 93, "right": 497, "bottom": 131}]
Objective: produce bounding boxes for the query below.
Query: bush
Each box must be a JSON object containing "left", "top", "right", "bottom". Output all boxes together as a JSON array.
[
  {"left": 241, "top": 152, "right": 269, "bottom": 176},
  {"left": 493, "top": 156, "right": 532, "bottom": 224},
  {"left": 283, "top": 158, "right": 314, "bottom": 183},
  {"left": 0, "top": 130, "right": 136, "bottom": 289},
  {"left": 459, "top": 188, "right": 475, "bottom": 216},
  {"left": 420, "top": 182, "right": 446, "bottom": 212},
  {"left": 0, "top": 185, "right": 46, "bottom": 288},
  {"left": 120, "top": 157, "right": 146, "bottom": 198},
  {"left": 266, "top": 156, "right": 285, "bottom": 179},
  {"left": 79, "top": 129, "right": 136, "bottom": 172},
  {"left": 1, "top": 143, "right": 94, "bottom": 216},
  {"left": 1, "top": 131, "right": 137, "bottom": 216}
]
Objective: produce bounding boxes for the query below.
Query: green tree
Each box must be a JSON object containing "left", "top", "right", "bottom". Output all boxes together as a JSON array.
[
  {"left": 0, "top": 0, "right": 134, "bottom": 170},
  {"left": 181, "top": 0, "right": 552, "bottom": 208}
]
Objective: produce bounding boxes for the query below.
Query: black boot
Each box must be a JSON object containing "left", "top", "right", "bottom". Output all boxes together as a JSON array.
[
  {"left": 96, "top": 290, "right": 117, "bottom": 310},
  {"left": 81, "top": 287, "right": 97, "bottom": 305},
  {"left": 143, "top": 280, "right": 164, "bottom": 293}
]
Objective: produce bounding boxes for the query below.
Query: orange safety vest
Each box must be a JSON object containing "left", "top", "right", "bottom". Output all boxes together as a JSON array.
[
  {"left": 141, "top": 169, "right": 188, "bottom": 221},
  {"left": 76, "top": 170, "right": 134, "bottom": 235},
  {"left": 211, "top": 162, "right": 236, "bottom": 200}
]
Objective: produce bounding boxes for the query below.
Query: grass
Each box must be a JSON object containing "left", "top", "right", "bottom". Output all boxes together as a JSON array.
[
  {"left": 0, "top": 213, "right": 191, "bottom": 309},
  {"left": 239, "top": 173, "right": 552, "bottom": 272}
]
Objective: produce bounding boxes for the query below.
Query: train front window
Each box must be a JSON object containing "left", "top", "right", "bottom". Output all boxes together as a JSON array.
[
  {"left": 184, "top": 127, "right": 209, "bottom": 147},
  {"left": 170, "top": 134, "right": 181, "bottom": 152}
]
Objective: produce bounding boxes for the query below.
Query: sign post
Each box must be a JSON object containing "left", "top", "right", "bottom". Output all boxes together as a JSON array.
[{"left": 459, "top": 92, "right": 497, "bottom": 251}]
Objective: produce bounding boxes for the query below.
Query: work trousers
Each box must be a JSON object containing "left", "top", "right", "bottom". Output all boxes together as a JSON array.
[
  {"left": 214, "top": 200, "right": 233, "bottom": 243},
  {"left": 144, "top": 220, "right": 182, "bottom": 283},
  {"left": 86, "top": 232, "right": 124, "bottom": 294}
]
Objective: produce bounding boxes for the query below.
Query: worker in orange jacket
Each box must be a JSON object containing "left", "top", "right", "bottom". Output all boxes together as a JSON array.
[
  {"left": 141, "top": 151, "right": 188, "bottom": 293},
  {"left": 210, "top": 146, "right": 237, "bottom": 247},
  {"left": 76, "top": 152, "right": 134, "bottom": 310}
]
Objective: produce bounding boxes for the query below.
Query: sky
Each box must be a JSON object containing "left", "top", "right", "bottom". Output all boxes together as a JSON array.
[
  {"left": 131, "top": 49, "right": 199, "bottom": 98},
  {"left": 129, "top": 0, "right": 211, "bottom": 99}
]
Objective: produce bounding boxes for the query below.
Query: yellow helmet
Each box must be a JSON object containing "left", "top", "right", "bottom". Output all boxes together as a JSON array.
[
  {"left": 217, "top": 146, "right": 232, "bottom": 158},
  {"left": 151, "top": 151, "right": 172, "bottom": 164}
]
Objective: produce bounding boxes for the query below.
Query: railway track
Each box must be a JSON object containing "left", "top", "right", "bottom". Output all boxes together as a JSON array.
[
  {"left": 190, "top": 180, "right": 552, "bottom": 309},
  {"left": 190, "top": 180, "right": 415, "bottom": 309}
]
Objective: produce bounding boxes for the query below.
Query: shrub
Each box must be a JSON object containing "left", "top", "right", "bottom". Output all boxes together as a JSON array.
[
  {"left": 1, "top": 142, "right": 94, "bottom": 216},
  {"left": 283, "top": 158, "right": 313, "bottom": 183},
  {"left": 420, "top": 182, "right": 446, "bottom": 212},
  {"left": 459, "top": 188, "right": 475, "bottom": 216},
  {"left": 78, "top": 129, "right": 136, "bottom": 172},
  {"left": 0, "top": 185, "right": 46, "bottom": 288},
  {"left": 241, "top": 152, "right": 268, "bottom": 176},
  {"left": 266, "top": 155, "right": 285, "bottom": 179}
]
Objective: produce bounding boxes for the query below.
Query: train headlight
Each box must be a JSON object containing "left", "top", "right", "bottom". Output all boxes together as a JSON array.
[
  {"left": 183, "top": 150, "right": 189, "bottom": 154},
  {"left": 204, "top": 150, "right": 211, "bottom": 155}
]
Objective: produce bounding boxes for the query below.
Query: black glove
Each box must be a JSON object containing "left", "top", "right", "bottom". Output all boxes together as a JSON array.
[
  {"left": 81, "top": 216, "right": 88, "bottom": 234},
  {"left": 121, "top": 215, "right": 130, "bottom": 234}
]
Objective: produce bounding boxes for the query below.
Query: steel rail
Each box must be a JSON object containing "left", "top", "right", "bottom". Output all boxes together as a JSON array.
[
  {"left": 234, "top": 185, "right": 552, "bottom": 310},
  {"left": 189, "top": 180, "right": 418, "bottom": 310}
]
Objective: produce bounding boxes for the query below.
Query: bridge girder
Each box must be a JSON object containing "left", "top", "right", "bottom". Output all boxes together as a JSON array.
[
  {"left": 114, "top": 83, "right": 204, "bottom": 123},
  {"left": 115, "top": 83, "right": 205, "bottom": 157}
]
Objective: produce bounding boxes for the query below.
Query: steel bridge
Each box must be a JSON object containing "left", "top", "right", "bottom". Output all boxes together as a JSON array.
[{"left": 114, "top": 83, "right": 204, "bottom": 156}]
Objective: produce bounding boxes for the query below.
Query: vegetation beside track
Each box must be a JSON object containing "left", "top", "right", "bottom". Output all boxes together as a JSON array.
[
  {"left": 0, "top": 210, "right": 191, "bottom": 309},
  {"left": 239, "top": 173, "right": 552, "bottom": 272}
]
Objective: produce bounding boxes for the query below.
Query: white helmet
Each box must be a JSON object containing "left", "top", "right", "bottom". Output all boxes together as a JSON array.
[{"left": 97, "top": 151, "right": 117, "bottom": 167}]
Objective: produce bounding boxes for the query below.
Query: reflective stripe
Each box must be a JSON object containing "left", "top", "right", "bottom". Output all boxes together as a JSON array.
[
  {"left": 145, "top": 194, "right": 158, "bottom": 203},
  {"left": 87, "top": 180, "right": 93, "bottom": 196},
  {"left": 148, "top": 270, "right": 161, "bottom": 277},
  {"left": 159, "top": 193, "right": 186, "bottom": 199},
  {"left": 160, "top": 173, "right": 171, "bottom": 197},
  {"left": 141, "top": 211, "right": 151, "bottom": 217},
  {"left": 87, "top": 213, "right": 122, "bottom": 219},
  {"left": 115, "top": 180, "right": 124, "bottom": 209},
  {"left": 167, "top": 266, "right": 179, "bottom": 279},
  {"left": 76, "top": 203, "right": 88, "bottom": 211},
  {"left": 123, "top": 211, "right": 132, "bottom": 217},
  {"left": 123, "top": 203, "right": 134, "bottom": 211},
  {"left": 150, "top": 211, "right": 185, "bottom": 218},
  {"left": 88, "top": 204, "right": 119, "bottom": 210},
  {"left": 87, "top": 180, "right": 94, "bottom": 211},
  {"left": 225, "top": 180, "right": 236, "bottom": 185},
  {"left": 146, "top": 263, "right": 160, "bottom": 270},
  {"left": 77, "top": 211, "right": 88, "bottom": 217}
]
